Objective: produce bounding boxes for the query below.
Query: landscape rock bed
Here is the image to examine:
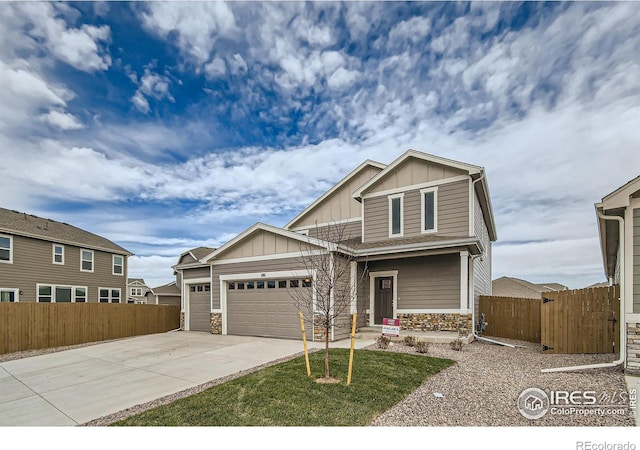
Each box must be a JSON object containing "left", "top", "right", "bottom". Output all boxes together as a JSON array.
[{"left": 369, "top": 337, "right": 635, "bottom": 426}]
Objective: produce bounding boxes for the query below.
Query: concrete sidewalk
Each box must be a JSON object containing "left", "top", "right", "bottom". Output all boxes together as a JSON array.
[{"left": 0, "top": 332, "right": 375, "bottom": 426}]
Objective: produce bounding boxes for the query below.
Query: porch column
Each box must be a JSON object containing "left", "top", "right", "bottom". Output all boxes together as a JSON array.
[{"left": 460, "top": 251, "right": 469, "bottom": 312}]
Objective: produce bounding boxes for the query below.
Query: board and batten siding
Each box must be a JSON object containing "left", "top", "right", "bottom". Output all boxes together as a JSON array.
[
  {"left": 365, "top": 158, "right": 466, "bottom": 195},
  {"left": 364, "top": 254, "right": 461, "bottom": 310},
  {"left": 634, "top": 208, "right": 640, "bottom": 313},
  {"left": 363, "top": 179, "right": 470, "bottom": 242},
  {"left": 215, "top": 230, "right": 321, "bottom": 260},
  {"left": 0, "top": 234, "right": 127, "bottom": 303},
  {"left": 290, "top": 165, "right": 382, "bottom": 229}
]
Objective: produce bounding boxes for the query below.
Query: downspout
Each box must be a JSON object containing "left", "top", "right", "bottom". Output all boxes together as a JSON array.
[
  {"left": 541, "top": 211, "right": 625, "bottom": 373},
  {"left": 470, "top": 172, "right": 516, "bottom": 348}
]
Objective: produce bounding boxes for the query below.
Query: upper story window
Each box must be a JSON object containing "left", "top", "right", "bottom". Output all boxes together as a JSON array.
[
  {"left": 52, "top": 244, "right": 64, "bottom": 265},
  {"left": 130, "top": 287, "right": 142, "bottom": 296},
  {"left": 388, "top": 193, "right": 404, "bottom": 237},
  {"left": 113, "top": 255, "right": 124, "bottom": 276},
  {"left": 420, "top": 187, "right": 438, "bottom": 233},
  {"left": 0, "top": 234, "right": 12, "bottom": 263},
  {"left": 80, "top": 249, "right": 94, "bottom": 272}
]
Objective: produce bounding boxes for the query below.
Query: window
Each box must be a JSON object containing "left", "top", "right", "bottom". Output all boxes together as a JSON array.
[
  {"left": 52, "top": 244, "right": 64, "bottom": 265},
  {"left": 302, "top": 278, "right": 312, "bottom": 288},
  {"left": 38, "top": 284, "right": 87, "bottom": 302},
  {"left": 278, "top": 280, "right": 287, "bottom": 288},
  {"left": 237, "top": 282, "right": 245, "bottom": 290},
  {"left": 388, "top": 194, "right": 404, "bottom": 237},
  {"left": 228, "top": 282, "right": 236, "bottom": 290},
  {"left": 99, "top": 288, "right": 121, "bottom": 303},
  {"left": 420, "top": 187, "right": 438, "bottom": 233},
  {"left": 80, "top": 249, "right": 94, "bottom": 272},
  {"left": 289, "top": 279, "right": 299, "bottom": 288},
  {"left": 113, "top": 255, "right": 123, "bottom": 275},
  {"left": 130, "top": 287, "right": 142, "bottom": 296},
  {"left": 0, "top": 289, "right": 17, "bottom": 302},
  {"left": 267, "top": 280, "right": 276, "bottom": 289},
  {"left": 75, "top": 287, "right": 86, "bottom": 303},
  {"left": 247, "top": 281, "right": 255, "bottom": 289},
  {"left": 0, "top": 234, "right": 12, "bottom": 263},
  {"left": 38, "top": 285, "right": 52, "bottom": 302},
  {"left": 257, "top": 281, "right": 265, "bottom": 289}
]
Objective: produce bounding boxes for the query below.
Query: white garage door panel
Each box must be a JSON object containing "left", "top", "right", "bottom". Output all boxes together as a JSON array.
[{"left": 227, "top": 286, "right": 311, "bottom": 339}]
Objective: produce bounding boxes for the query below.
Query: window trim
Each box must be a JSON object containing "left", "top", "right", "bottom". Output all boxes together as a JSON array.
[
  {"left": 37, "top": 283, "right": 88, "bottom": 303},
  {"left": 52, "top": 244, "right": 65, "bottom": 265},
  {"left": 388, "top": 193, "right": 404, "bottom": 238},
  {"left": 130, "top": 287, "right": 142, "bottom": 296},
  {"left": 420, "top": 187, "right": 438, "bottom": 234},
  {"left": 0, "top": 234, "right": 13, "bottom": 264},
  {"left": 0, "top": 288, "right": 19, "bottom": 303},
  {"left": 98, "top": 287, "right": 121, "bottom": 303},
  {"left": 112, "top": 254, "right": 124, "bottom": 276},
  {"left": 80, "top": 249, "right": 94, "bottom": 273}
]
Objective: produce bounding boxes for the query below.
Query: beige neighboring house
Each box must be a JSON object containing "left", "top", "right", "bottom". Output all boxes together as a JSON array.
[
  {"left": 595, "top": 175, "right": 640, "bottom": 374},
  {"left": 492, "top": 276, "right": 568, "bottom": 299},
  {"left": 175, "top": 149, "right": 497, "bottom": 341},
  {"left": 127, "top": 278, "right": 150, "bottom": 303},
  {"left": 0, "top": 207, "right": 131, "bottom": 303},
  {"left": 145, "top": 281, "right": 181, "bottom": 306}
]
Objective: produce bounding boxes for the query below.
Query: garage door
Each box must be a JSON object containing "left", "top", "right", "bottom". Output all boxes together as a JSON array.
[
  {"left": 227, "top": 278, "right": 312, "bottom": 339},
  {"left": 189, "top": 284, "right": 211, "bottom": 332}
]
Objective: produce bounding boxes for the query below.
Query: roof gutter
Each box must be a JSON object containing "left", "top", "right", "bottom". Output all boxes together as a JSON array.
[{"left": 541, "top": 210, "right": 625, "bottom": 373}]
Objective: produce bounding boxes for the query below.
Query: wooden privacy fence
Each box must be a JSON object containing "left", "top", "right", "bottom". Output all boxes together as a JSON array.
[
  {"left": 479, "top": 296, "right": 541, "bottom": 343},
  {"left": 0, "top": 303, "right": 180, "bottom": 355},
  {"left": 479, "top": 285, "right": 620, "bottom": 354},
  {"left": 541, "top": 285, "right": 620, "bottom": 354}
]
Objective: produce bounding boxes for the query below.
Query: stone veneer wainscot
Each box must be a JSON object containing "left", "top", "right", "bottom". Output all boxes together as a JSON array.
[{"left": 628, "top": 323, "right": 640, "bottom": 375}]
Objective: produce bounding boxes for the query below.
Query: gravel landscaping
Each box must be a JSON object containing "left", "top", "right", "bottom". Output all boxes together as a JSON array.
[{"left": 370, "top": 337, "right": 635, "bottom": 426}]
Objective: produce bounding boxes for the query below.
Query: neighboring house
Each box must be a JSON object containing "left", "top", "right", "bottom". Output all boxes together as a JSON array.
[
  {"left": 175, "top": 150, "right": 497, "bottom": 341},
  {"left": 492, "top": 276, "right": 568, "bottom": 299},
  {"left": 0, "top": 207, "right": 132, "bottom": 303},
  {"left": 595, "top": 176, "right": 640, "bottom": 374},
  {"left": 127, "top": 278, "right": 150, "bottom": 303},
  {"left": 145, "top": 281, "right": 181, "bottom": 306}
]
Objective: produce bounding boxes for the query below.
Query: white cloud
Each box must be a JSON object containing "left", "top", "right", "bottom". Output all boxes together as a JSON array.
[
  {"left": 41, "top": 110, "right": 84, "bottom": 130},
  {"left": 130, "top": 68, "right": 174, "bottom": 114},
  {"left": 204, "top": 56, "right": 227, "bottom": 79},
  {"left": 13, "top": 2, "right": 111, "bottom": 72},
  {"left": 138, "top": 1, "right": 238, "bottom": 66},
  {"left": 131, "top": 91, "right": 150, "bottom": 114},
  {"left": 327, "top": 67, "right": 359, "bottom": 90}
]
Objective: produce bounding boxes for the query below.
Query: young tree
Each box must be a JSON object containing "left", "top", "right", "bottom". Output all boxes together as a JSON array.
[{"left": 289, "top": 222, "right": 367, "bottom": 380}]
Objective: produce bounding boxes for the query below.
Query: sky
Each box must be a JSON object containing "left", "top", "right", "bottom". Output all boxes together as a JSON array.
[{"left": 1, "top": 1, "right": 639, "bottom": 289}]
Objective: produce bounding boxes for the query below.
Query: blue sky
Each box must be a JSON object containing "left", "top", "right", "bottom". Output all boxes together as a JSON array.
[{"left": 1, "top": 1, "right": 639, "bottom": 289}]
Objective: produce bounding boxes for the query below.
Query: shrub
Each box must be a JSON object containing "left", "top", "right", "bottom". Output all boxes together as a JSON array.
[
  {"left": 403, "top": 335, "right": 417, "bottom": 347},
  {"left": 449, "top": 339, "right": 464, "bottom": 351},
  {"left": 415, "top": 340, "right": 429, "bottom": 354},
  {"left": 375, "top": 335, "right": 391, "bottom": 350}
]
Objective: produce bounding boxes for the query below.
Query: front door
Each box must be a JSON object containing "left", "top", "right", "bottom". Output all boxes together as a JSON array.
[{"left": 374, "top": 276, "right": 393, "bottom": 325}]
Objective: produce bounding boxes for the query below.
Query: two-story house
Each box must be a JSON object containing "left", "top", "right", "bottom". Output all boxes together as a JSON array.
[
  {"left": 176, "top": 150, "right": 497, "bottom": 341},
  {"left": 127, "top": 278, "right": 150, "bottom": 303},
  {"left": 0, "top": 207, "right": 132, "bottom": 303}
]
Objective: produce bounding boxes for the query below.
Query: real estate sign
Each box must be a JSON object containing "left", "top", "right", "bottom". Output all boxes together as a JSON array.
[{"left": 382, "top": 318, "right": 400, "bottom": 337}]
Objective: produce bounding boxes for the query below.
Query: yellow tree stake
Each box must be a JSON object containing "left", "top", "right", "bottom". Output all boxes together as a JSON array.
[
  {"left": 299, "top": 311, "right": 311, "bottom": 376},
  {"left": 347, "top": 312, "right": 357, "bottom": 385}
]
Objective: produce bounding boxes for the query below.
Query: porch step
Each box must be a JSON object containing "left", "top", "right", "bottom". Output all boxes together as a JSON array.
[{"left": 355, "top": 327, "right": 473, "bottom": 345}]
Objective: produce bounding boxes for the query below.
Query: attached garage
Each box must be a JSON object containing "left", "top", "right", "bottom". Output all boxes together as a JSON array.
[
  {"left": 188, "top": 283, "right": 211, "bottom": 332},
  {"left": 225, "top": 278, "right": 312, "bottom": 340}
]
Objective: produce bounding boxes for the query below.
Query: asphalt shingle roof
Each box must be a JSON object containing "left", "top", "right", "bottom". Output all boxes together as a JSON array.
[{"left": 0, "top": 207, "right": 131, "bottom": 255}]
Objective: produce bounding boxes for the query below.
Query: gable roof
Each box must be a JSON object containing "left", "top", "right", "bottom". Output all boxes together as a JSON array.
[
  {"left": 284, "top": 159, "right": 386, "bottom": 230},
  {"left": 0, "top": 207, "right": 132, "bottom": 255},
  {"left": 177, "top": 246, "right": 216, "bottom": 265},
  {"left": 200, "top": 222, "right": 332, "bottom": 263},
  {"left": 127, "top": 278, "right": 147, "bottom": 286},
  {"left": 352, "top": 150, "right": 483, "bottom": 199},
  {"left": 492, "top": 276, "right": 568, "bottom": 299},
  {"left": 600, "top": 175, "right": 640, "bottom": 210},
  {"left": 148, "top": 281, "right": 180, "bottom": 296}
]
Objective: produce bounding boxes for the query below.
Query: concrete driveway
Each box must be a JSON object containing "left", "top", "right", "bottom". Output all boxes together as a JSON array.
[{"left": 0, "top": 332, "right": 374, "bottom": 426}]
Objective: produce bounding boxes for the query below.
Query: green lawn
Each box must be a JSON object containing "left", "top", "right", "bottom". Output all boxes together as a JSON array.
[{"left": 113, "top": 348, "right": 454, "bottom": 426}]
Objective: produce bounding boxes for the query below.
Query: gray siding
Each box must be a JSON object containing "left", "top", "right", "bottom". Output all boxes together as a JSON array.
[
  {"left": 158, "top": 295, "right": 180, "bottom": 307},
  {"left": 363, "top": 254, "right": 461, "bottom": 310},
  {"left": 0, "top": 234, "right": 127, "bottom": 303},
  {"left": 473, "top": 192, "right": 492, "bottom": 297},
  {"left": 634, "top": 208, "right": 640, "bottom": 313},
  {"left": 363, "top": 179, "right": 469, "bottom": 242},
  {"left": 183, "top": 267, "right": 210, "bottom": 280},
  {"left": 307, "top": 220, "right": 361, "bottom": 241}
]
